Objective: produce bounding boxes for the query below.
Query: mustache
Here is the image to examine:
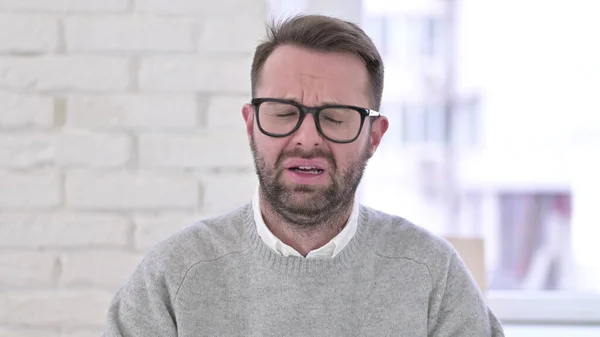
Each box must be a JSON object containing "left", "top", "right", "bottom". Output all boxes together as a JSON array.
[{"left": 276, "top": 148, "right": 336, "bottom": 169}]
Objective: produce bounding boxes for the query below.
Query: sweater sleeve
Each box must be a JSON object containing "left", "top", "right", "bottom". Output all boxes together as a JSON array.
[
  {"left": 428, "top": 250, "right": 505, "bottom": 337},
  {"left": 101, "top": 254, "right": 179, "bottom": 337}
]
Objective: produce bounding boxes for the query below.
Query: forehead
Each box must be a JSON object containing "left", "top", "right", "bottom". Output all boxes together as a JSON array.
[{"left": 256, "top": 45, "right": 370, "bottom": 106}]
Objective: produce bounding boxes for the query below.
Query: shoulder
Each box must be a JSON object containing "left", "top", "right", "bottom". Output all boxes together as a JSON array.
[
  {"left": 359, "top": 208, "right": 498, "bottom": 333},
  {"left": 107, "top": 205, "right": 253, "bottom": 313},
  {"left": 359, "top": 205, "right": 456, "bottom": 268},
  {"left": 139, "top": 204, "right": 253, "bottom": 281}
]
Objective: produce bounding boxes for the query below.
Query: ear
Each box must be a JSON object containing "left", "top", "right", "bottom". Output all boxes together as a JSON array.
[
  {"left": 242, "top": 103, "right": 255, "bottom": 140},
  {"left": 368, "top": 116, "right": 389, "bottom": 155}
]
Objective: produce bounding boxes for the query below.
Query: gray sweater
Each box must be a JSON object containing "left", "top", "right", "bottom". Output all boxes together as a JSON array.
[{"left": 103, "top": 204, "right": 505, "bottom": 336}]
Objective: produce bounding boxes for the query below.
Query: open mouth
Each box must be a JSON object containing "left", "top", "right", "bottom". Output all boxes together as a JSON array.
[{"left": 288, "top": 166, "right": 325, "bottom": 174}]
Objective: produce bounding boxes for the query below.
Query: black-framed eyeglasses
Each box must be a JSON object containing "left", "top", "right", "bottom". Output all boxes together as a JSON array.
[{"left": 250, "top": 98, "right": 381, "bottom": 144}]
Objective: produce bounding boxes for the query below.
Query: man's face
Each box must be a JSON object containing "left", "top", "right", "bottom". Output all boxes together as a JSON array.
[{"left": 242, "top": 45, "right": 388, "bottom": 226}]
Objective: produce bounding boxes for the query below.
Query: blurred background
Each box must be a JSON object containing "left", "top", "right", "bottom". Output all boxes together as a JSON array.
[{"left": 0, "top": 0, "right": 598, "bottom": 336}]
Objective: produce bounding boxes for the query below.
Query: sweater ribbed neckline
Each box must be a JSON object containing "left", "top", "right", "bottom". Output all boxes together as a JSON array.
[{"left": 241, "top": 204, "right": 371, "bottom": 276}]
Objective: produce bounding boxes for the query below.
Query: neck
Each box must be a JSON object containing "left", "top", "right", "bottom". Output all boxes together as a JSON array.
[{"left": 259, "top": 190, "right": 355, "bottom": 257}]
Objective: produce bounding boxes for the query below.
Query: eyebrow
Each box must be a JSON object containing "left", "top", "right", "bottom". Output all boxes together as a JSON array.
[{"left": 281, "top": 97, "right": 345, "bottom": 107}]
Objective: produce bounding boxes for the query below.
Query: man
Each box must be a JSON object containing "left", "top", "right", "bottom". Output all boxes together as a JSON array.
[{"left": 103, "top": 14, "right": 504, "bottom": 336}]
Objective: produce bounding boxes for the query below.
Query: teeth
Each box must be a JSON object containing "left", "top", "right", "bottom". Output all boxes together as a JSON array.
[
  {"left": 293, "top": 168, "right": 320, "bottom": 174},
  {"left": 291, "top": 166, "right": 323, "bottom": 174}
]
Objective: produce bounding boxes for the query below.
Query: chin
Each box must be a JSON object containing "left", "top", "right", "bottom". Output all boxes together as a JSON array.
[{"left": 285, "top": 181, "right": 330, "bottom": 193}]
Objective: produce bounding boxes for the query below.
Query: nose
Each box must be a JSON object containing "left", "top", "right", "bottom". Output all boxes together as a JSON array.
[{"left": 290, "top": 113, "right": 323, "bottom": 148}]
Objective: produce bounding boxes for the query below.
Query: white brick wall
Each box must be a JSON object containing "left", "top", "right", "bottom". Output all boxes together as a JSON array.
[
  {"left": 61, "top": 329, "right": 102, "bottom": 337},
  {"left": 0, "top": 327, "right": 60, "bottom": 337},
  {"left": 0, "top": 92, "right": 54, "bottom": 128},
  {"left": 0, "top": 56, "right": 130, "bottom": 92},
  {"left": 133, "top": 212, "right": 205, "bottom": 251},
  {"left": 0, "top": 252, "right": 58, "bottom": 287},
  {"left": 1, "top": 290, "right": 112, "bottom": 326},
  {"left": 0, "top": 212, "right": 130, "bottom": 248},
  {"left": 65, "top": 16, "right": 196, "bottom": 52},
  {"left": 0, "top": 14, "right": 58, "bottom": 52},
  {"left": 198, "top": 15, "right": 266, "bottom": 53},
  {"left": 0, "top": 132, "right": 132, "bottom": 168},
  {"left": 135, "top": 0, "right": 267, "bottom": 16},
  {"left": 65, "top": 170, "right": 199, "bottom": 210},
  {"left": 0, "top": 133, "right": 54, "bottom": 168},
  {"left": 56, "top": 131, "right": 133, "bottom": 167},
  {"left": 0, "top": 171, "right": 61, "bottom": 208},
  {"left": 66, "top": 94, "right": 199, "bottom": 130},
  {"left": 0, "top": 0, "right": 268, "bottom": 333},
  {"left": 0, "top": 0, "right": 130, "bottom": 13},
  {"left": 139, "top": 55, "right": 253, "bottom": 93},
  {"left": 139, "top": 131, "right": 253, "bottom": 168},
  {"left": 206, "top": 94, "right": 250, "bottom": 130},
  {"left": 60, "top": 251, "right": 144, "bottom": 289},
  {"left": 200, "top": 171, "right": 258, "bottom": 214}
]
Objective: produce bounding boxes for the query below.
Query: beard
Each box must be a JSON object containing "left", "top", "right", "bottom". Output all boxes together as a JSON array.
[{"left": 250, "top": 135, "right": 372, "bottom": 228}]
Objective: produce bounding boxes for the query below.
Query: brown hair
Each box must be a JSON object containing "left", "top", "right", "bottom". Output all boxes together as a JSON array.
[{"left": 251, "top": 14, "right": 384, "bottom": 110}]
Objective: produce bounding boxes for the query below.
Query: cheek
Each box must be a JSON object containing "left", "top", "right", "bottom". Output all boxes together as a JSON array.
[
  {"left": 333, "top": 142, "right": 369, "bottom": 169},
  {"left": 254, "top": 133, "right": 287, "bottom": 163},
  {"left": 332, "top": 147, "right": 356, "bottom": 168}
]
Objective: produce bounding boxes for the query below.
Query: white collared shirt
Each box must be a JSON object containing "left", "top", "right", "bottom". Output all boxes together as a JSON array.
[{"left": 252, "top": 186, "right": 359, "bottom": 258}]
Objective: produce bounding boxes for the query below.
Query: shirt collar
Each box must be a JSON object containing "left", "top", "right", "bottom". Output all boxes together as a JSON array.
[{"left": 252, "top": 185, "right": 359, "bottom": 259}]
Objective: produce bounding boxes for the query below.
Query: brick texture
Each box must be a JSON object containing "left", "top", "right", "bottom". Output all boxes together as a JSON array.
[
  {"left": 65, "top": 16, "right": 196, "bottom": 52},
  {"left": 0, "top": 0, "right": 129, "bottom": 12},
  {"left": 0, "top": 92, "right": 54, "bottom": 128},
  {"left": 0, "top": 0, "right": 268, "bottom": 332},
  {"left": 200, "top": 171, "right": 258, "bottom": 214},
  {"left": 0, "top": 290, "right": 112, "bottom": 326},
  {"left": 0, "top": 212, "right": 130, "bottom": 248},
  {"left": 0, "top": 56, "right": 130, "bottom": 92},
  {"left": 66, "top": 94, "right": 198, "bottom": 130},
  {"left": 0, "top": 132, "right": 131, "bottom": 168},
  {"left": 0, "top": 133, "right": 54, "bottom": 168},
  {"left": 0, "top": 328, "right": 59, "bottom": 337},
  {"left": 0, "top": 252, "right": 58, "bottom": 287},
  {"left": 61, "top": 328, "right": 103, "bottom": 337},
  {"left": 0, "top": 171, "right": 61, "bottom": 208},
  {"left": 139, "top": 55, "right": 252, "bottom": 93},
  {"left": 0, "top": 14, "right": 58, "bottom": 52},
  {"left": 60, "top": 251, "right": 143, "bottom": 288},
  {"left": 135, "top": 0, "right": 266, "bottom": 16},
  {"left": 56, "top": 131, "right": 132, "bottom": 167},
  {"left": 205, "top": 94, "right": 249, "bottom": 131},
  {"left": 139, "top": 131, "right": 253, "bottom": 169},
  {"left": 198, "top": 15, "right": 266, "bottom": 53},
  {"left": 65, "top": 170, "right": 199, "bottom": 210},
  {"left": 133, "top": 212, "right": 205, "bottom": 251}
]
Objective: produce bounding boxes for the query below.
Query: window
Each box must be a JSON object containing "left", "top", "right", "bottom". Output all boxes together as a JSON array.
[
  {"left": 452, "top": 95, "right": 480, "bottom": 149},
  {"left": 364, "top": 13, "right": 444, "bottom": 64},
  {"left": 395, "top": 101, "right": 456, "bottom": 146},
  {"left": 490, "top": 193, "right": 573, "bottom": 291},
  {"left": 401, "top": 103, "right": 426, "bottom": 144},
  {"left": 423, "top": 103, "right": 446, "bottom": 144},
  {"left": 362, "top": 0, "right": 600, "bottom": 325},
  {"left": 361, "top": 15, "right": 387, "bottom": 55},
  {"left": 459, "top": 190, "right": 600, "bottom": 323}
]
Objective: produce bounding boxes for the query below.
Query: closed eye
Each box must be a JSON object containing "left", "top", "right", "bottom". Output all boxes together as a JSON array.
[
  {"left": 323, "top": 116, "right": 343, "bottom": 125},
  {"left": 276, "top": 112, "right": 298, "bottom": 118}
]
